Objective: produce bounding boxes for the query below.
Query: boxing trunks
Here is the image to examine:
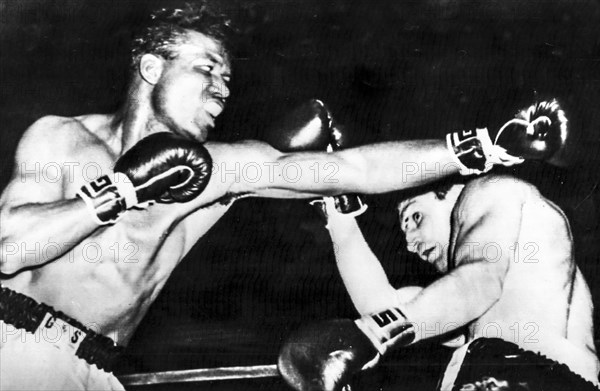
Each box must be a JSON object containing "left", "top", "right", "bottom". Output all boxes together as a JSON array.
[
  {"left": 0, "top": 286, "right": 125, "bottom": 390},
  {"left": 444, "top": 338, "right": 598, "bottom": 391}
]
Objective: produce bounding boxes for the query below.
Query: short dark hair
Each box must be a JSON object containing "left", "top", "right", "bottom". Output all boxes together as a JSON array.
[
  {"left": 432, "top": 181, "right": 457, "bottom": 200},
  {"left": 130, "top": 2, "right": 232, "bottom": 71}
]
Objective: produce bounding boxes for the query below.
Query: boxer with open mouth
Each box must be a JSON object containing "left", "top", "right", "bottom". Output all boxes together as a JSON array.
[{"left": 0, "top": 3, "right": 561, "bottom": 390}]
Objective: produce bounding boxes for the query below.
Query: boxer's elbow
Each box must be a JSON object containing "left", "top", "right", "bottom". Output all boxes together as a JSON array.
[
  {"left": 246, "top": 145, "right": 369, "bottom": 195},
  {"left": 226, "top": 141, "right": 284, "bottom": 194},
  {"left": 0, "top": 208, "right": 29, "bottom": 274},
  {"left": 452, "top": 262, "right": 505, "bottom": 320},
  {"left": 326, "top": 151, "right": 370, "bottom": 194},
  {"left": 0, "top": 242, "right": 23, "bottom": 275},
  {"left": 465, "top": 270, "right": 503, "bottom": 316},
  {"left": 0, "top": 250, "right": 21, "bottom": 275},
  {"left": 353, "top": 285, "right": 400, "bottom": 316}
]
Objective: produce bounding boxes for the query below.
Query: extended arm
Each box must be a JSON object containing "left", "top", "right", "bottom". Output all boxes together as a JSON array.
[
  {"left": 186, "top": 97, "right": 565, "bottom": 213},
  {"left": 277, "top": 139, "right": 457, "bottom": 195},
  {"left": 218, "top": 138, "right": 458, "bottom": 199},
  {"left": 244, "top": 97, "right": 567, "bottom": 199}
]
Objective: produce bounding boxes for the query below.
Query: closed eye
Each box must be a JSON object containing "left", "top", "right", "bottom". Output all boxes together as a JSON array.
[{"left": 195, "top": 65, "right": 214, "bottom": 74}]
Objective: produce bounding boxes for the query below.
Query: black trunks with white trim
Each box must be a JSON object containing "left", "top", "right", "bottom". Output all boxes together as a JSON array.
[
  {"left": 450, "top": 338, "right": 598, "bottom": 391},
  {"left": 0, "top": 286, "right": 124, "bottom": 373}
]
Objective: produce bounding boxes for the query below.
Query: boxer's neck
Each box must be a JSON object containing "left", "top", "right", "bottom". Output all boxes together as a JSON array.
[{"left": 115, "top": 81, "right": 171, "bottom": 155}]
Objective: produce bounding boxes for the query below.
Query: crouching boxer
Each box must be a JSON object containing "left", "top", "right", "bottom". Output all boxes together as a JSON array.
[
  {"left": 0, "top": 3, "right": 565, "bottom": 389},
  {"left": 280, "top": 174, "right": 600, "bottom": 390},
  {"left": 278, "top": 103, "right": 599, "bottom": 390}
]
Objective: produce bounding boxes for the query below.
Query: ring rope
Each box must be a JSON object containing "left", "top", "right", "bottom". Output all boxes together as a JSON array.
[{"left": 119, "top": 364, "right": 279, "bottom": 386}]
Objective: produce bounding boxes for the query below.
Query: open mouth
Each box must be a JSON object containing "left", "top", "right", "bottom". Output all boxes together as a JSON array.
[
  {"left": 420, "top": 247, "right": 435, "bottom": 260},
  {"left": 205, "top": 100, "right": 224, "bottom": 120}
]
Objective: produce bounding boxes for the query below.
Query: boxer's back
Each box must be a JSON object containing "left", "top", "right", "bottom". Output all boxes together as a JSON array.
[{"left": 462, "top": 177, "right": 599, "bottom": 382}]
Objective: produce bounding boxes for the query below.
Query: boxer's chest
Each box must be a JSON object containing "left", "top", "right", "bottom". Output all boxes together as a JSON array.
[{"left": 6, "top": 213, "right": 189, "bottom": 338}]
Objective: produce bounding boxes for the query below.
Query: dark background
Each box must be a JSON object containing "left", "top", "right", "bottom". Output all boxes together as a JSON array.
[{"left": 1, "top": 0, "right": 600, "bottom": 390}]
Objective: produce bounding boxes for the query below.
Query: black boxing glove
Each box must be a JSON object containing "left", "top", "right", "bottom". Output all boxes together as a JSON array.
[
  {"left": 446, "top": 99, "right": 568, "bottom": 175},
  {"left": 265, "top": 99, "right": 332, "bottom": 152},
  {"left": 278, "top": 308, "right": 416, "bottom": 391},
  {"left": 77, "top": 132, "right": 212, "bottom": 225},
  {"left": 494, "top": 99, "right": 568, "bottom": 161},
  {"left": 265, "top": 99, "right": 367, "bottom": 216}
]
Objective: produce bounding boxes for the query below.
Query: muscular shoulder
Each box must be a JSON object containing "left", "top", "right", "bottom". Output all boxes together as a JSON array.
[
  {"left": 450, "top": 174, "right": 534, "bottom": 235},
  {"left": 458, "top": 174, "right": 533, "bottom": 209},
  {"left": 16, "top": 115, "right": 106, "bottom": 162}
]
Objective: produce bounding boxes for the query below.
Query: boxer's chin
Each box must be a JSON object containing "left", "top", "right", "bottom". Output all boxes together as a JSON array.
[
  {"left": 193, "top": 118, "right": 213, "bottom": 142},
  {"left": 433, "top": 258, "right": 449, "bottom": 273},
  {"left": 178, "top": 124, "right": 209, "bottom": 143},
  {"left": 429, "top": 253, "right": 448, "bottom": 273},
  {"left": 195, "top": 127, "right": 209, "bottom": 143}
]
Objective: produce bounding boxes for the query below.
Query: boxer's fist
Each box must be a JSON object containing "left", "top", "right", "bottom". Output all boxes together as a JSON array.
[
  {"left": 265, "top": 99, "right": 367, "bottom": 216},
  {"left": 77, "top": 132, "right": 212, "bottom": 224},
  {"left": 265, "top": 99, "right": 332, "bottom": 153},
  {"left": 494, "top": 99, "right": 567, "bottom": 161},
  {"left": 114, "top": 132, "right": 212, "bottom": 203},
  {"left": 279, "top": 309, "right": 416, "bottom": 391},
  {"left": 447, "top": 99, "right": 568, "bottom": 175},
  {"left": 278, "top": 319, "right": 378, "bottom": 391}
]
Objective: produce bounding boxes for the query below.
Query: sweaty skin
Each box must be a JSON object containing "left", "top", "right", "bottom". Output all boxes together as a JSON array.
[
  {"left": 0, "top": 30, "right": 460, "bottom": 345},
  {"left": 327, "top": 175, "right": 599, "bottom": 386},
  {"left": 461, "top": 179, "right": 596, "bottom": 378}
]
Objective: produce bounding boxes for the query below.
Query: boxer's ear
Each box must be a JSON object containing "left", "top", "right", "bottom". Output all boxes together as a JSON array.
[{"left": 139, "top": 54, "right": 164, "bottom": 85}]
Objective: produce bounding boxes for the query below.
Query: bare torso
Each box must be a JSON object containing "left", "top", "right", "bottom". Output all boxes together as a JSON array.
[
  {"left": 456, "top": 179, "right": 599, "bottom": 382},
  {"left": 2, "top": 114, "right": 230, "bottom": 344}
]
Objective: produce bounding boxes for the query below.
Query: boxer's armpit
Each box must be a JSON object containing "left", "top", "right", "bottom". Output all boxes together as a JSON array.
[{"left": 179, "top": 199, "right": 234, "bottom": 256}]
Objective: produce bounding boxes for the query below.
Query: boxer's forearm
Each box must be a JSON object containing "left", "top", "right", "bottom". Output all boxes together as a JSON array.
[
  {"left": 219, "top": 139, "right": 458, "bottom": 198},
  {"left": 327, "top": 216, "right": 398, "bottom": 315},
  {"left": 265, "top": 139, "right": 458, "bottom": 196},
  {"left": 402, "top": 261, "right": 503, "bottom": 341},
  {"left": 0, "top": 199, "right": 97, "bottom": 274},
  {"left": 337, "top": 139, "right": 459, "bottom": 193}
]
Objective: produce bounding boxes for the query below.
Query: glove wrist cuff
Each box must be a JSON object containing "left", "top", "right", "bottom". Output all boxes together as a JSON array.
[
  {"left": 355, "top": 306, "right": 416, "bottom": 359},
  {"left": 310, "top": 196, "right": 367, "bottom": 230},
  {"left": 77, "top": 173, "right": 137, "bottom": 225},
  {"left": 112, "top": 172, "right": 138, "bottom": 209},
  {"left": 446, "top": 132, "right": 474, "bottom": 176},
  {"left": 446, "top": 128, "right": 494, "bottom": 176},
  {"left": 334, "top": 194, "right": 368, "bottom": 216}
]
